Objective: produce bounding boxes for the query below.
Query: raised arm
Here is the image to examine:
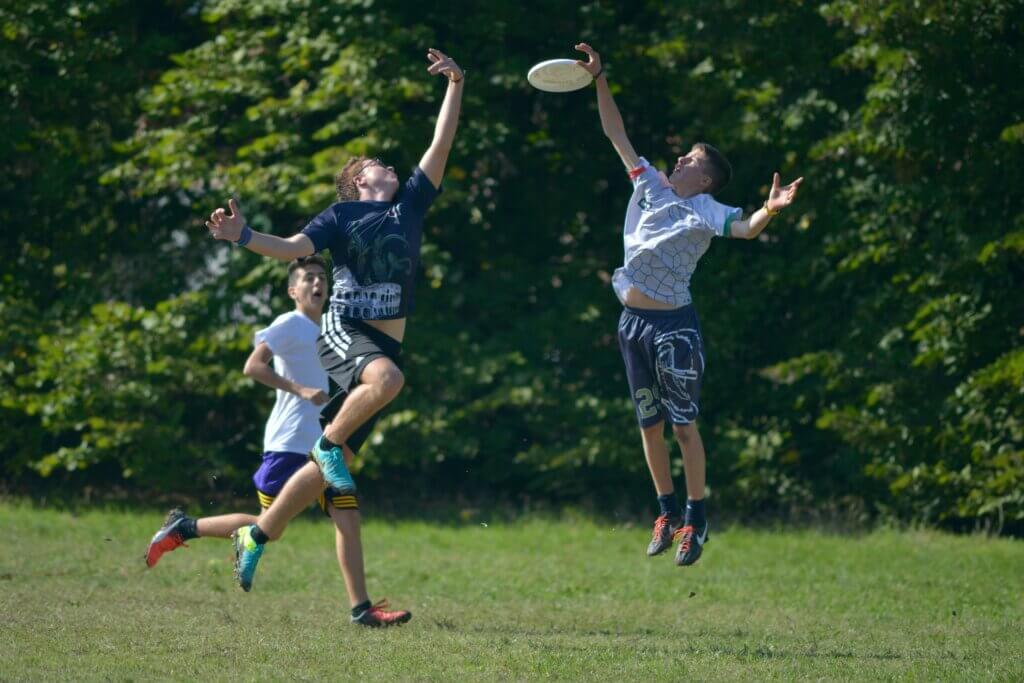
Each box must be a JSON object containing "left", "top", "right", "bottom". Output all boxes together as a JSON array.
[
  {"left": 728, "top": 173, "right": 805, "bottom": 239},
  {"left": 418, "top": 48, "right": 465, "bottom": 189},
  {"left": 205, "top": 198, "right": 314, "bottom": 260},
  {"left": 575, "top": 43, "right": 640, "bottom": 170},
  {"left": 243, "top": 342, "right": 328, "bottom": 405}
]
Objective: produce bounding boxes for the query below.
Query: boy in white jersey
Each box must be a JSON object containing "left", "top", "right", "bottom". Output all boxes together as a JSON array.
[
  {"left": 145, "top": 257, "right": 411, "bottom": 627},
  {"left": 575, "top": 43, "right": 804, "bottom": 566}
]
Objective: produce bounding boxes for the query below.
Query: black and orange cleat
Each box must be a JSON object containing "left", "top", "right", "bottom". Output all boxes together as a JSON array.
[
  {"left": 352, "top": 599, "right": 412, "bottom": 628},
  {"left": 647, "top": 514, "right": 682, "bottom": 556},
  {"left": 145, "top": 508, "right": 190, "bottom": 568},
  {"left": 673, "top": 521, "right": 709, "bottom": 567}
]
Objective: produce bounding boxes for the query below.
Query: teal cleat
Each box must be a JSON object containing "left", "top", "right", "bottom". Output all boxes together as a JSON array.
[
  {"left": 311, "top": 441, "right": 356, "bottom": 494},
  {"left": 232, "top": 525, "right": 265, "bottom": 592}
]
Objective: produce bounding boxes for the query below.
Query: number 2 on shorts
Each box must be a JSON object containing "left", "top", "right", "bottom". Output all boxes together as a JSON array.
[{"left": 634, "top": 387, "right": 661, "bottom": 420}]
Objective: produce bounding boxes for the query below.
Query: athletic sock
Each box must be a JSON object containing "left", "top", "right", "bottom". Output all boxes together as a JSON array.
[
  {"left": 352, "top": 600, "right": 372, "bottom": 617},
  {"left": 685, "top": 498, "right": 706, "bottom": 529},
  {"left": 250, "top": 524, "right": 270, "bottom": 545},
  {"left": 319, "top": 435, "right": 341, "bottom": 452},
  {"left": 657, "top": 493, "right": 683, "bottom": 520},
  {"left": 178, "top": 516, "right": 199, "bottom": 540}
]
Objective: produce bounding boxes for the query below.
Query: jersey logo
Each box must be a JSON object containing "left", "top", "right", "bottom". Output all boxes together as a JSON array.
[{"left": 348, "top": 232, "right": 413, "bottom": 282}]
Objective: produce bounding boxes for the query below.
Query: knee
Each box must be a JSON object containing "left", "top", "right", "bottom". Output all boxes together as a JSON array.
[
  {"left": 372, "top": 365, "right": 405, "bottom": 401},
  {"left": 672, "top": 422, "right": 699, "bottom": 446}
]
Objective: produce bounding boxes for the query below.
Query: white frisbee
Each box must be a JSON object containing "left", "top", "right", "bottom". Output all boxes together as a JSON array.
[{"left": 527, "top": 58, "right": 593, "bottom": 92}]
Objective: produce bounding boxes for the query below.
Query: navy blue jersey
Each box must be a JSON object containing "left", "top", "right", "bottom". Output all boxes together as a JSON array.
[{"left": 302, "top": 167, "right": 440, "bottom": 320}]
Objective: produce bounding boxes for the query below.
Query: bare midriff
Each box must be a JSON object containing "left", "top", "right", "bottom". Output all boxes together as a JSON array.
[
  {"left": 363, "top": 317, "right": 407, "bottom": 343},
  {"left": 620, "top": 286, "right": 680, "bottom": 311}
]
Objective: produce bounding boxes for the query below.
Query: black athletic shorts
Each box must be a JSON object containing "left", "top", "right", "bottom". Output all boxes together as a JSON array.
[
  {"left": 317, "top": 314, "right": 402, "bottom": 455},
  {"left": 618, "top": 305, "right": 704, "bottom": 428}
]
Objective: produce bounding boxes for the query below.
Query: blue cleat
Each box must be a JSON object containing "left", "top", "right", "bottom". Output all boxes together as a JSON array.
[
  {"left": 311, "top": 441, "right": 356, "bottom": 494},
  {"left": 232, "top": 525, "right": 265, "bottom": 592}
]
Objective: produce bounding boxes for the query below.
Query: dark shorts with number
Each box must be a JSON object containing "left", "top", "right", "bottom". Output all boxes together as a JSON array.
[
  {"left": 317, "top": 313, "right": 403, "bottom": 455},
  {"left": 252, "top": 450, "right": 357, "bottom": 513},
  {"left": 618, "top": 305, "right": 705, "bottom": 428}
]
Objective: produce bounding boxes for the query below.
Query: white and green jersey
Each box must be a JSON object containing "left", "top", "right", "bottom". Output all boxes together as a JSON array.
[{"left": 612, "top": 157, "right": 741, "bottom": 307}]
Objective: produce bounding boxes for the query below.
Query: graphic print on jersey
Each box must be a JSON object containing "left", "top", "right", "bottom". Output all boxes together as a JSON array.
[{"left": 333, "top": 212, "right": 413, "bottom": 320}]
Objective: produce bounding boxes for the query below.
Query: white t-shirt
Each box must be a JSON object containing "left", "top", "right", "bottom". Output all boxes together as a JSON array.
[
  {"left": 254, "top": 311, "right": 328, "bottom": 454},
  {"left": 613, "top": 157, "right": 741, "bottom": 307}
]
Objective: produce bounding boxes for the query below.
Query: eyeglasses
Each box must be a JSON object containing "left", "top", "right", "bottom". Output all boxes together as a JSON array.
[{"left": 356, "top": 158, "right": 394, "bottom": 177}]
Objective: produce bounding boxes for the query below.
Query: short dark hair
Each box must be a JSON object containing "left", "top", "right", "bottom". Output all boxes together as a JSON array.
[
  {"left": 694, "top": 142, "right": 732, "bottom": 195},
  {"left": 288, "top": 255, "right": 328, "bottom": 286}
]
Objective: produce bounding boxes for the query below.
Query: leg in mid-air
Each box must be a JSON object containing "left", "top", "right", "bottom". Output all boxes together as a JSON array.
[
  {"left": 232, "top": 354, "right": 404, "bottom": 591},
  {"left": 618, "top": 310, "right": 687, "bottom": 558},
  {"left": 670, "top": 421, "right": 709, "bottom": 566},
  {"left": 145, "top": 509, "right": 258, "bottom": 568},
  {"left": 309, "top": 357, "right": 404, "bottom": 493},
  {"left": 639, "top": 421, "right": 684, "bottom": 557},
  {"left": 231, "top": 454, "right": 331, "bottom": 591},
  {"left": 146, "top": 451, "right": 313, "bottom": 569}
]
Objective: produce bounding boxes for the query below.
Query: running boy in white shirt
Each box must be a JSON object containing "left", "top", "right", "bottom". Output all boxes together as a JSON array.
[
  {"left": 145, "top": 256, "right": 411, "bottom": 626},
  {"left": 575, "top": 43, "right": 803, "bottom": 566}
]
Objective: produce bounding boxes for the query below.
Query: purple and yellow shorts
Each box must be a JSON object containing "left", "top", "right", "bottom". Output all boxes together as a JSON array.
[{"left": 253, "top": 450, "right": 358, "bottom": 513}]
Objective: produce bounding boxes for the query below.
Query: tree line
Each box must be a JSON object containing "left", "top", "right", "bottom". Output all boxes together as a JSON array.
[{"left": 2, "top": 0, "right": 1021, "bottom": 531}]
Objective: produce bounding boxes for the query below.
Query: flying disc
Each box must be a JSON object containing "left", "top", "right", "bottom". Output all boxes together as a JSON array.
[{"left": 527, "top": 59, "right": 593, "bottom": 92}]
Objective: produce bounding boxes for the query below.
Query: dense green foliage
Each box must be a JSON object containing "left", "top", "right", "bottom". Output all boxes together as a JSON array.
[
  {"left": 2, "top": 504, "right": 1022, "bottom": 679},
  {"left": 2, "top": 1, "right": 1021, "bottom": 529}
]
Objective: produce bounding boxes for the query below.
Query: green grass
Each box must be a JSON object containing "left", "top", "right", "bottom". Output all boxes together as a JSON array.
[{"left": 1, "top": 503, "right": 1022, "bottom": 681}]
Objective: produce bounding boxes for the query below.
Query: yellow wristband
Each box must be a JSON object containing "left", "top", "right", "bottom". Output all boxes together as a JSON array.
[{"left": 763, "top": 200, "right": 780, "bottom": 217}]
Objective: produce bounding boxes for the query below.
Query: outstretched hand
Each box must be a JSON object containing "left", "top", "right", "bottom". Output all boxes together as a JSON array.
[
  {"left": 205, "top": 198, "right": 246, "bottom": 242},
  {"left": 427, "top": 48, "right": 463, "bottom": 83},
  {"left": 574, "top": 43, "right": 602, "bottom": 78},
  {"left": 767, "top": 174, "right": 804, "bottom": 212}
]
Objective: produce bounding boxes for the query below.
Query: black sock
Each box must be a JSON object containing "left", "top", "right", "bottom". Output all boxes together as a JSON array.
[
  {"left": 250, "top": 524, "right": 270, "bottom": 545},
  {"left": 657, "top": 493, "right": 683, "bottom": 520},
  {"left": 178, "top": 516, "right": 199, "bottom": 540},
  {"left": 352, "top": 600, "right": 372, "bottom": 617},
  {"left": 319, "top": 435, "right": 341, "bottom": 451},
  {"left": 685, "top": 498, "right": 706, "bottom": 528}
]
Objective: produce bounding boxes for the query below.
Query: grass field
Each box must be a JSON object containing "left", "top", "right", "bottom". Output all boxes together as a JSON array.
[{"left": 1, "top": 502, "right": 1022, "bottom": 681}]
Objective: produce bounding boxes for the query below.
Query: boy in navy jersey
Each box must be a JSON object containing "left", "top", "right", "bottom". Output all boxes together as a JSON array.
[{"left": 204, "top": 48, "right": 463, "bottom": 612}]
